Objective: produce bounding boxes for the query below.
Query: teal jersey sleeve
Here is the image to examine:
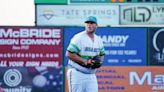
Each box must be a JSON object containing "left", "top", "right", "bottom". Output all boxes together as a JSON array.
[
  {"left": 100, "top": 47, "right": 105, "bottom": 56},
  {"left": 98, "top": 36, "right": 105, "bottom": 56},
  {"left": 67, "top": 35, "right": 81, "bottom": 53}
]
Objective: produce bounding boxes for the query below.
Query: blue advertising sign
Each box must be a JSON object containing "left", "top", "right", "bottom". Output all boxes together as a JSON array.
[
  {"left": 64, "top": 27, "right": 147, "bottom": 66},
  {"left": 148, "top": 28, "right": 164, "bottom": 66},
  {"left": 97, "top": 27, "right": 147, "bottom": 66}
]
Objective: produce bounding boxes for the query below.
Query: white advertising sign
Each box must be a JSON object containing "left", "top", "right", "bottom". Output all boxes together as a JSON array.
[
  {"left": 120, "top": 4, "right": 164, "bottom": 25},
  {"left": 36, "top": 5, "right": 119, "bottom": 26}
]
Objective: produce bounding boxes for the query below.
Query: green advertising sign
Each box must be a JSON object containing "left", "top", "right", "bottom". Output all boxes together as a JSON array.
[
  {"left": 125, "top": 0, "right": 164, "bottom": 3},
  {"left": 69, "top": 0, "right": 110, "bottom": 3},
  {"left": 69, "top": 0, "right": 164, "bottom": 3},
  {"left": 35, "top": 0, "right": 67, "bottom": 4},
  {"left": 35, "top": 0, "right": 164, "bottom": 4}
]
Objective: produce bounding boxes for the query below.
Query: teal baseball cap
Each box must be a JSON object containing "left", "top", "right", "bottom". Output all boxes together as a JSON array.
[{"left": 85, "top": 16, "right": 97, "bottom": 24}]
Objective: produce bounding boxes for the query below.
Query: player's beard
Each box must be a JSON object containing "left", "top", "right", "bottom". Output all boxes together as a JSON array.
[{"left": 86, "top": 27, "right": 96, "bottom": 34}]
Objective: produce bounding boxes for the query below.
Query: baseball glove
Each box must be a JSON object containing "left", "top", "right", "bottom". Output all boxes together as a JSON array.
[{"left": 91, "top": 55, "right": 102, "bottom": 69}]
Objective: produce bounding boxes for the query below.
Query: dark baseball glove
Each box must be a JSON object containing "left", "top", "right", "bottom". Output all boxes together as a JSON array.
[
  {"left": 77, "top": 55, "right": 102, "bottom": 69},
  {"left": 91, "top": 55, "right": 102, "bottom": 69}
]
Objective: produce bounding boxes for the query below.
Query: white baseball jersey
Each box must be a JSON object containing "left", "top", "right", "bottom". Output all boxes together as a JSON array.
[
  {"left": 67, "top": 31, "right": 105, "bottom": 92},
  {"left": 67, "top": 31, "right": 105, "bottom": 74}
]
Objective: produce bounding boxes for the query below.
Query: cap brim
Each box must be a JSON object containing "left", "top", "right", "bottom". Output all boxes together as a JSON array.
[{"left": 85, "top": 21, "right": 97, "bottom": 24}]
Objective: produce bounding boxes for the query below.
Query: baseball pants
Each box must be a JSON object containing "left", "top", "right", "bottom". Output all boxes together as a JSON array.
[{"left": 67, "top": 68, "right": 98, "bottom": 92}]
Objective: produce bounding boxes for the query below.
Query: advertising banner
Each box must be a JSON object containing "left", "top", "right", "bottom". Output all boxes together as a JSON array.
[
  {"left": 0, "top": 27, "right": 63, "bottom": 67},
  {"left": 148, "top": 28, "right": 164, "bottom": 66},
  {"left": 0, "top": 67, "right": 63, "bottom": 92},
  {"left": 34, "top": 0, "right": 67, "bottom": 4},
  {"left": 65, "top": 66, "right": 164, "bottom": 92},
  {"left": 120, "top": 4, "right": 164, "bottom": 25},
  {"left": 97, "top": 27, "right": 147, "bottom": 66},
  {"left": 64, "top": 27, "right": 146, "bottom": 66},
  {"left": 68, "top": 0, "right": 110, "bottom": 4},
  {"left": 36, "top": 5, "right": 119, "bottom": 26}
]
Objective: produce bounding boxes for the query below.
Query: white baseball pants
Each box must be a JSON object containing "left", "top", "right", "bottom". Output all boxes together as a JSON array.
[{"left": 67, "top": 68, "right": 98, "bottom": 92}]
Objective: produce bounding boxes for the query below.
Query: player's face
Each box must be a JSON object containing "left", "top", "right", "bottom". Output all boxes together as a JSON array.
[{"left": 85, "top": 22, "right": 97, "bottom": 33}]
